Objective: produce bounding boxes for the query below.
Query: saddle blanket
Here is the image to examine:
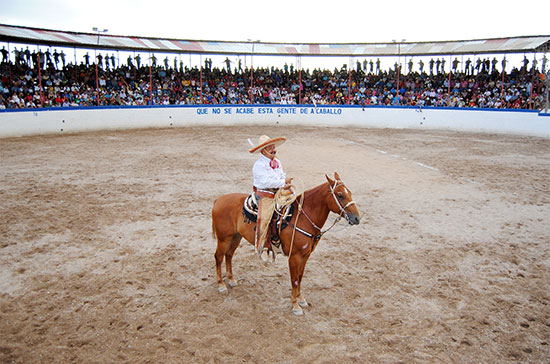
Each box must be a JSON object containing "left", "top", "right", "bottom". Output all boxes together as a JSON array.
[{"left": 243, "top": 193, "right": 260, "bottom": 223}]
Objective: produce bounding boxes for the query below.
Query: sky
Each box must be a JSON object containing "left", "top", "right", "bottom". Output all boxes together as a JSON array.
[{"left": 0, "top": 0, "right": 549, "bottom": 71}]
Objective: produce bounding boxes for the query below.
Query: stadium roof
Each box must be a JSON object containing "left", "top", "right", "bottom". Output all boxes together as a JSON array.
[{"left": 1, "top": 23, "right": 549, "bottom": 57}]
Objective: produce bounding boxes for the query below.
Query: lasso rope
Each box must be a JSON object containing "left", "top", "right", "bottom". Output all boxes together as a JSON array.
[{"left": 273, "top": 179, "right": 305, "bottom": 261}]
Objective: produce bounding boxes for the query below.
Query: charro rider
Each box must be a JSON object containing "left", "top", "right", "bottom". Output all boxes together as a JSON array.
[{"left": 249, "top": 135, "right": 293, "bottom": 261}]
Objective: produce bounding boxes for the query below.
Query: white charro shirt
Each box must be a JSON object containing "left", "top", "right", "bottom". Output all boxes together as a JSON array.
[{"left": 252, "top": 154, "right": 286, "bottom": 189}]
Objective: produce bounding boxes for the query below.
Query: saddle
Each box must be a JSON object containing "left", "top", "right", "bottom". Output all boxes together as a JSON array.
[{"left": 243, "top": 192, "right": 294, "bottom": 254}]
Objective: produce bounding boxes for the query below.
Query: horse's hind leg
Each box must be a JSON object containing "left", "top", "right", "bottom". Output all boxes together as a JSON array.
[
  {"left": 215, "top": 239, "right": 230, "bottom": 293},
  {"left": 225, "top": 233, "right": 242, "bottom": 288}
]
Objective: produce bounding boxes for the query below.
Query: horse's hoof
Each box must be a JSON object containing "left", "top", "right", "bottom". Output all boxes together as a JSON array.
[
  {"left": 227, "top": 279, "right": 238, "bottom": 288},
  {"left": 298, "top": 300, "right": 308, "bottom": 308},
  {"left": 218, "top": 285, "right": 228, "bottom": 293},
  {"left": 292, "top": 307, "right": 304, "bottom": 316}
]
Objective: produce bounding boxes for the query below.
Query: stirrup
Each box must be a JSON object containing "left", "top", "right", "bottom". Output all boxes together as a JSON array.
[
  {"left": 257, "top": 241, "right": 268, "bottom": 258},
  {"left": 259, "top": 249, "right": 269, "bottom": 262},
  {"left": 259, "top": 247, "right": 276, "bottom": 263}
]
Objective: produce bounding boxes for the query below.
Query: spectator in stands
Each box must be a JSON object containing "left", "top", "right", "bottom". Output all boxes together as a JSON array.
[{"left": 0, "top": 49, "right": 546, "bottom": 110}]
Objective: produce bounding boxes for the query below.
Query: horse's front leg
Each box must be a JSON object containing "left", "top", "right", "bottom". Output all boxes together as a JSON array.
[
  {"left": 289, "top": 254, "right": 304, "bottom": 315},
  {"left": 296, "top": 253, "right": 311, "bottom": 309}
]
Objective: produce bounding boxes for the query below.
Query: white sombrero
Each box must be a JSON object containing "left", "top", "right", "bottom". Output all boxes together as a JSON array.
[{"left": 248, "top": 135, "right": 286, "bottom": 154}]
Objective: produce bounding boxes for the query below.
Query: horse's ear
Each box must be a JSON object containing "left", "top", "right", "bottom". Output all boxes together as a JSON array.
[
  {"left": 334, "top": 172, "right": 341, "bottom": 181},
  {"left": 325, "top": 173, "right": 334, "bottom": 185}
]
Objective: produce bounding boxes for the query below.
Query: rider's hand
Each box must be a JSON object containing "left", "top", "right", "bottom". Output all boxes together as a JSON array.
[{"left": 283, "top": 177, "right": 293, "bottom": 189}]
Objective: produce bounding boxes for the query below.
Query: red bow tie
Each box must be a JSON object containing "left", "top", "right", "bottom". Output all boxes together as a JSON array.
[{"left": 269, "top": 158, "right": 280, "bottom": 169}]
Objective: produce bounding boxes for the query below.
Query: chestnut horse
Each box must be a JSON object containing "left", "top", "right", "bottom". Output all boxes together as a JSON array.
[{"left": 212, "top": 172, "right": 360, "bottom": 315}]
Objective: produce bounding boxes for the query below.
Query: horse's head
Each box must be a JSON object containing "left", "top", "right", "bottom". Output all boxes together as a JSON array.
[{"left": 325, "top": 172, "right": 360, "bottom": 225}]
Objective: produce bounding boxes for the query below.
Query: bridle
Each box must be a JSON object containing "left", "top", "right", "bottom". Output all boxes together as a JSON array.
[
  {"left": 293, "top": 179, "right": 356, "bottom": 243},
  {"left": 328, "top": 179, "right": 357, "bottom": 222}
]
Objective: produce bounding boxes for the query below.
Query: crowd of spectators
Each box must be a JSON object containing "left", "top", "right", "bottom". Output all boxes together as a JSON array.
[{"left": 0, "top": 47, "right": 548, "bottom": 110}]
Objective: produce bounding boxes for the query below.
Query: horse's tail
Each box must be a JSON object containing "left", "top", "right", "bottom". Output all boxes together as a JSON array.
[
  {"left": 211, "top": 199, "right": 218, "bottom": 240},
  {"left": 212, "top": 219, "right": 217, "bottom": 240}
]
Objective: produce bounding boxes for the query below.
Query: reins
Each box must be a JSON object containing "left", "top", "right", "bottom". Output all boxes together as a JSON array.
[{"left": 282, "top": 178, "right": 356, "bottom": 259}]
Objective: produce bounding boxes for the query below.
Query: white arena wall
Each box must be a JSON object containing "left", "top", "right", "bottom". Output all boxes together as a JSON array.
[{"left": 0, "top": 105, "right": 549, "bottom": 138}]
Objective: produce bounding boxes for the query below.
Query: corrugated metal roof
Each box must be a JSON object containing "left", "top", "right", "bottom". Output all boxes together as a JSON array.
[{"left": 1, "top": 24, "right": 549, "bottom": 56}]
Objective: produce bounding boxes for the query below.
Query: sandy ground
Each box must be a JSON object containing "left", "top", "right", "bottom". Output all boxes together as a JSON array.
[{"left": 1, "top": 125, "right": 549, "bottom": 364}]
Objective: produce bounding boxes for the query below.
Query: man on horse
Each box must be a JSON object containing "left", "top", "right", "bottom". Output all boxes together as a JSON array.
[{"left": 249, "top": 135, "right": 293, "bottom": 261}]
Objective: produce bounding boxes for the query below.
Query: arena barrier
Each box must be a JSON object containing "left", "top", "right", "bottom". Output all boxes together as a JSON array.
[{"left": 0, "top": 105, "right": 549, "bottom": 138}]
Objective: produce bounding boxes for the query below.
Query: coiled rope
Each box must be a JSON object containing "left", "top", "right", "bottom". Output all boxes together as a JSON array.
[{"left": 273, "top": 179, "right": 305, "bottom": 260}]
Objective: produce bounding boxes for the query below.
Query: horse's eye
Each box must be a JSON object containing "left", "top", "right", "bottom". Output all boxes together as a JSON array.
[{"left": 337, "top": 193, "right": 344, "bottom": 199}]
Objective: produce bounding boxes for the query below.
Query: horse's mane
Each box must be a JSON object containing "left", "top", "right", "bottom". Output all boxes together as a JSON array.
[{"left": 295, "top": 180, "right": 329, "bottom": 203}]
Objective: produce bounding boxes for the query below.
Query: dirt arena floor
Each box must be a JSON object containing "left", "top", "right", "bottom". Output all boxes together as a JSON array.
[{"left": 1, "top": 125, "right": 549, "bottom": 364}]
